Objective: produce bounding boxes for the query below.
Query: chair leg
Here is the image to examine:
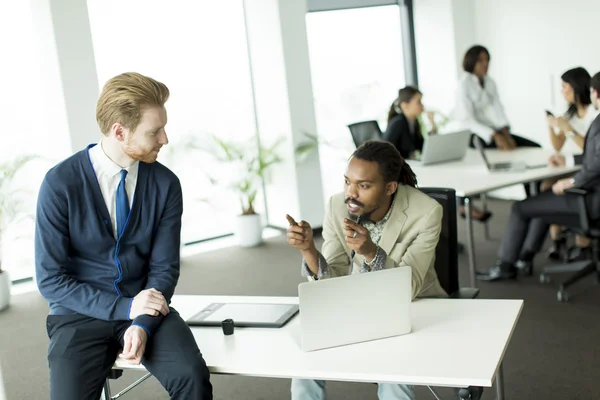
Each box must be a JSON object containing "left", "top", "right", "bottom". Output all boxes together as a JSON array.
[
  {"left": 481, "top": 193, "right": 490, "bottom": 241},
  {"left": 102, "top": 379, "right": 112, "bottom": 400},
  {"left": 542, "top": 238, "right": 600, "bottom": 296},
  {"left": 427, "top": 386, "right": 443, "bottom": 400},
  {"left": 562, "top": 239, "right": 600, "bottom": 290},
  {"left": 540, "top": 259, "right": 590, "bottom": 286},
  {"left": 560, "top": 262, "right": 596, "bottom": 290}
]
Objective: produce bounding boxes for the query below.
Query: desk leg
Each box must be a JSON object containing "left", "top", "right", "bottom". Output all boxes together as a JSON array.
[
  {"left": 529, "top": 181, "right": 538, "bottom": 197},
  {"left": 481, "top": 193, "right": 490, "bottom": 240},
  {"left": 496, "top": 362, "right": 505, "bottom": 400},
  {"left": 464, "top": 197, "right": 477, "bottom": 288},
  {"left": 102, "top": 380, "right": 112, "bottom": 400}
]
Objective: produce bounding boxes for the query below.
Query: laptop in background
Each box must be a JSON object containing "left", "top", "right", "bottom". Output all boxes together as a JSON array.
[
  {"left": 298, "top": 267, "right": 412, "bottom": 352},
  {"left": 474, "top": 136, "right": 546, "bottom": 171},
  {"left": 412, "top": 130, "right": 471, "bottom": 166}
]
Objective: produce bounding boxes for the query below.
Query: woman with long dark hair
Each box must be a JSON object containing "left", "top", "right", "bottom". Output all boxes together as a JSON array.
[
  {"left": 543, "top": 67, "right": 598, "bottom": 260},
  {"left": 547, "top": 67, "right": 596, "bottom": 154}
]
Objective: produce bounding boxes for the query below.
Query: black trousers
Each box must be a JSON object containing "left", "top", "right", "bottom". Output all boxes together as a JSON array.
[
  {"left": 46, "top": 309, "right": 213, "bottom": 400},
  {"left": 469, "top": 133, "right": 542, "bottom": 198},
  {"left": 497, "top": 190, "right": 581, "bottom": 264}
]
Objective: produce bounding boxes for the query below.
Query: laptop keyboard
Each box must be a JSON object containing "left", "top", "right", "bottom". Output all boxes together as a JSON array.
[{"left": 493, "top": 162, "right": 514, "bottom": 169}]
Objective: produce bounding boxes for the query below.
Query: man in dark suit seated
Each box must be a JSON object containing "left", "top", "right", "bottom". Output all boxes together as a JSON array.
[{"left": 478, "top": 71, "right": 600, "bottom": 281}]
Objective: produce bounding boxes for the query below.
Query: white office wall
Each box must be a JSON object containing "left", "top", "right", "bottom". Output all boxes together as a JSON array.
[
  {"left": 473, "top": 0, "right": 600, "bottom": 146},
  {"left": 451, "top": 0, "right": 475, "bottom": 77},
  {"left": 412, "top": 0, "right": 458, "bottom": 115}
]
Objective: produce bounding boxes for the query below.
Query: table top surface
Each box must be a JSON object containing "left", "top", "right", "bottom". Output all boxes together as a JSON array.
[
  {"left": 115, "top": 295, "right": 523, "bottom": 388},
  {"left": 408, "top": 148, "right": 580, "bottom": 197}
]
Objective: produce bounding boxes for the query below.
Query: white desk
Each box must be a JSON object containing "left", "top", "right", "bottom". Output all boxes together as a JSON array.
[
  {"left": 111, "top": 295, "right": 523, "bottom": 399},
  {"left": 408, "top": 148, "right": 579, "bottom": 198},
  {"left": 408, "top": 147, "right": 580, "bottom": 287}
]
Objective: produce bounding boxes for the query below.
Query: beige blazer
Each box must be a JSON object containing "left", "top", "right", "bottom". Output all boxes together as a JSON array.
[{"left": 320, "top": 185, "right": 448, "bottom": 299}]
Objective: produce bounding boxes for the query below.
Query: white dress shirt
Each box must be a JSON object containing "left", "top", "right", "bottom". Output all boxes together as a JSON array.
[
  {"left": 88, "top": 140, "right": 139, "bottom": 239},
  {"left": 558, "top": 104, "right": 599, "bottom": 155},
  {"left": 449, "top": 73, "right": 510, "bottom": 143}
]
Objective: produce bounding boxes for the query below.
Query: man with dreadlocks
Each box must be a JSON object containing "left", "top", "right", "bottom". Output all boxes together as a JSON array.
[{"left": 285, "top": 140, "right": 446, "bottom": 400}]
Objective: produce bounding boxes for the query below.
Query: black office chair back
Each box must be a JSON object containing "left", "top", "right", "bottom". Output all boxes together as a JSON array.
[
  {"left": 347, "top": 120, "right": 383, "bottom": 147},
  {"left": 419, "top": 187, "right": 460, "bottom": 296},
  {"left": 565, "top": 188, "right": 600, "bottom": 238}
]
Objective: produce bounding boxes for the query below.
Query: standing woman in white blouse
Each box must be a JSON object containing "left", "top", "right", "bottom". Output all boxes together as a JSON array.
[{"left": 451, "top": 45, "right": 541, "bottom": 197}]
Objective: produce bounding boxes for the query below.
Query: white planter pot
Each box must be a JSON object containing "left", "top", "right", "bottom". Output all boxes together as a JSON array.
[
  {"left": 0, "top": 270, "right": 10, "bottom": 312},
  {"left": 236, "top": 213, "right": 263, "bottom": 247}
]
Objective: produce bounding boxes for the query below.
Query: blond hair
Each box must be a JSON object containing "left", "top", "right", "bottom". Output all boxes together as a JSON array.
[{"left": 96, "top": 72, "right": 170, "bottom": 134}]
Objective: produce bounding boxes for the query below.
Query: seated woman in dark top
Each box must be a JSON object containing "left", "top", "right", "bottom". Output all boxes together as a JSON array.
[
  {"left": 383, "top": 86, "right": 491, "bottom": 222},
  {"left": 383, "top": 86, "right": 435, "bottom": 160}
]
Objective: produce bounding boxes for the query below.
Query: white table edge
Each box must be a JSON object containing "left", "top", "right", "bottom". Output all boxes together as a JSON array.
[
  {"left": 452, "top": 167, "right": 580, "bottom": 197},
  {"left": 113, "top": 296, "right": 524, "bottom": 389},
  {"left": 487, "top": 299, "right": 524, "bottom": 385}
]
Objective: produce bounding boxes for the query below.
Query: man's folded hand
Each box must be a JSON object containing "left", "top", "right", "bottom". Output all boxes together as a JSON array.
[
  {"left": 119, "top": 325, "right": 148, "bottom": 365},
  {"left": 129, "top": 288, "right": 169, "bottom": 319}
]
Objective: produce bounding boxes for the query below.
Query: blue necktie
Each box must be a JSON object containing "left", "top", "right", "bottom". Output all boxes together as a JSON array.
[{"left": 116, "top": 169, "right": 129, "bottom": 237}]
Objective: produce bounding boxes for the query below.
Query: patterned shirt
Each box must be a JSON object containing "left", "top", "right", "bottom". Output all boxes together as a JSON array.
[{"left": 302, "top": 203, "right": 394, "bottom": 279}]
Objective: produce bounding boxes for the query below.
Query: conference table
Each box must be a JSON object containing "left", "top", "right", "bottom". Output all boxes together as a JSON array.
[
  {"left": 106, "top": 295, "right": 524, "bottom": 400},
  {"left": 408, "top": 147, "right": 580, "bottom": 288}
]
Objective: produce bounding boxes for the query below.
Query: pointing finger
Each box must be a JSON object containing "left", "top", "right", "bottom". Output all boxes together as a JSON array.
[{"left": 285, "top": 214, "right": 297, "bottom": 226}]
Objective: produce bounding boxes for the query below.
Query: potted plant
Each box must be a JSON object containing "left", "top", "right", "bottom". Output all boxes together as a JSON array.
[
  {"left": 0, "top": 155, "right": 37, "bottom": 311},
  {"left": 209, "top": 135, "right": 284, "bottom": 247}
]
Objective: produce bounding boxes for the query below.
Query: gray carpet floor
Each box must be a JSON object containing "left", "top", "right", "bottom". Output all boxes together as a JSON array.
[{"left": 2, "top": 199, "right": 600, "bottom": 399}]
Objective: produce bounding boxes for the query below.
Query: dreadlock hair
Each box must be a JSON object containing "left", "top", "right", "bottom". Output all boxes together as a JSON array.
[{"left": 351, "top": 141, "right": 418, "bottom": 188}]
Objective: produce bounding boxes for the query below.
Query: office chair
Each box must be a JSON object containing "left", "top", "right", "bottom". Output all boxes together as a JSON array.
[
  {"left": 420, "top": 187, "right": 479, "bottom": 299},
  {"left": 420, "top": 187, "right": 483, "bottom": 400},
  {"left": 539, "top": 188, "right": 600, "bottom": 302},
  {"left": 347, "top": 120, "right": 383, "bottom": 147}
]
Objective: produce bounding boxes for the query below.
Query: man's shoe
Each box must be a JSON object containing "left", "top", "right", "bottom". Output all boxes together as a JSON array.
[
  {"left": 460, "top": 210, "right": 493, "bottom": 223},
  {"left": 476, "top": 262, "right": 517, "bottom": 281},
  {"left": 515, "top": 259, "right": 533, "bottom": 276},
  {"left": 547, "top": 238, "right": 566, "bottom": 261}
]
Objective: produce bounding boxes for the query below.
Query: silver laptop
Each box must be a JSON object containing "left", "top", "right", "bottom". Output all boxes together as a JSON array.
[
  {"left": 473, "top": 137, "right": 546, "bottom": 171},
  {"left": 412, "top": 130, "right": 471, "bottom": 165},
  {"left": 298, "top": 267, "right": 412, "bottom": 352}
]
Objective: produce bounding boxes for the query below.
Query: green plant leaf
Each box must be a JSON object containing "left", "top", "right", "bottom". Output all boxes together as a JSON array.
[{"left": 207, "top": 134, "right": 285, "bottom": 215}]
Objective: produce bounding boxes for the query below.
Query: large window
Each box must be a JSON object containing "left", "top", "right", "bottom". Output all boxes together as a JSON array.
[
  {"left": 306, "top": 5, "right": 406, "bottom": 201},
  {"left": 87, "top": 0, "right": 258, "bottom": 244},
  {"left": 0, "top": 1, "right": 69, "bottom": 281}
]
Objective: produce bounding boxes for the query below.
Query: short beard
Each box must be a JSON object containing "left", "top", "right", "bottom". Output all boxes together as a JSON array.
[
  {"left": 123, "top": 141, "right": 159, "bottom": 163},
  {"left": 347, "top": 208, "right": 376, "bottom": 223}
]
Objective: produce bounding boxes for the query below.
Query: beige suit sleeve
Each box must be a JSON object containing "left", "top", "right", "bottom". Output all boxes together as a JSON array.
[
  {"left": 383, "top": 203, "right": 443, "bottom": 298},
  {"left": 320, "top": 197, "right": 351, "bottom": 279}
]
